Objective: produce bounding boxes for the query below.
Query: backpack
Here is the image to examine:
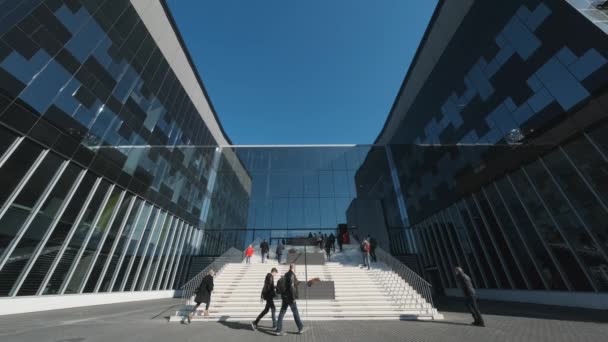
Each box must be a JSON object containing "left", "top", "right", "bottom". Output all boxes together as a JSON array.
[{"left": 276, "top": 276, "right": 287, "bottom": 295}]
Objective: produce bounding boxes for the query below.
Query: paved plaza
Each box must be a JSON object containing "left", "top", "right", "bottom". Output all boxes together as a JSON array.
[{"left": 0, "top": 297, "right": 606, "bottom": 342}]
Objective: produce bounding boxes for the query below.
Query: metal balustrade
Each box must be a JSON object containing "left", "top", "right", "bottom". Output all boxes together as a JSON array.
[
  {"left": 178, "top": 247, "right": 244, "bottom": 308},
  {"left": 373, "top": 247, "right": 434, "bottom": 311}
]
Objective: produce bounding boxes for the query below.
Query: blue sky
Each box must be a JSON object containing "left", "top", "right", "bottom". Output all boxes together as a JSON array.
[{"left": 167, "top": 0, "right": 437, "bottom": 145}]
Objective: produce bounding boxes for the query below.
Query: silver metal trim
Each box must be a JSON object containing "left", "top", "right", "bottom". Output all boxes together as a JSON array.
[
  {"left": 0, "top": 149, "right": 49, "bottom": 221},
  {"left": 174, "top": 226, "right": 195, "bottom": 288},
  {"left": 0, "top": 136, "right": 23, "bottom": 168},
  {"left": 521, "top": 167, "right": 598, "bottom": 292},
  {"left": 141, "top": 214, "right": 173, "bottom": 291},
  {"left": 520, "top": 167, "right": 598, "bottom": 292},
  {"left": 490, "top": 182, "right": 550, "bottom": 290},
  {"left": 119, "top": 205, "right": 156, "bottom": 292},
  {"left": 471, "top": 193, "right": 516, "bottom": 289},
  {"left": 450, "top": 202, "right": 490, "bottom": 288},
  {"left": 161, "top": 220, "right": 185, "bottom": 290},
  {"left": 437, "top": 210, "right": 474, "bottom": 285},
  {"left": 130, "top": 209, "right": 164, "bottom": 291},
  {"left": 480, "top": 188, "right": 532, "bottom": 290},
  {"left": 152, "top": 217, "right": 181, "bottom": 291},
  {"left": 10, "top": 168, "right": 87, "bottom": 297},
  {"left": 93, "top": 195, "right": 137, "bottom": 293},
  {"left": 150, "top": 216, "right": 178, "bottom": 291},
  {"left": 59, "top": 184, "right": 116, "bottom": 295},
  {"left": 584, "top": 132, "right": 608, "bottom": 162},
  {"left": 136, "top": 210, "right": 168, "bottom": 291},
  {"left": 430, "top": 215, "right": 457, "bottom": 287},
  {"left": 556, "top": 147, "right": 608, "bottom": 259},
  {"left": 505, "top": 174, "right": 574, "bottom": 291},
  {"left": 169, "top": 225, "right": 193, "bottom": 289},
  {"left": 421, "top": 224, "right": 447, "bottom": 289},
  {"left": 106, "top": 199, "right": 145, "bottom": 292},
  {"left": 77, "top": 190, "right": 127, "bottom": 294},
  {"left": 0, "top": 159, "right": 68, "bottom": 271},
  {"left": 37, "top": 177, "right": 103, "bottom": 296},
  {"left": 462, "top": 197, "right": 503, "bottom": 288}
]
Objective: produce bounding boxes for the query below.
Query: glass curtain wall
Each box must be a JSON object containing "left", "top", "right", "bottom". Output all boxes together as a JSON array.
[{"left": 407, "top": 123, "right": 608, "bottom": 292}]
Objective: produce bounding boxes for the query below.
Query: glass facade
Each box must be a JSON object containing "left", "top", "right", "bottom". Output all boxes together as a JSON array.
[
  {"left": 0, "top": 0, "right": 607, "bottom": 307},
  {"left": 379, "top": 0, "right": 608, "bottom": 294},
  {"left": 0, "top": 0, "right": 247, "bottom": 298}
]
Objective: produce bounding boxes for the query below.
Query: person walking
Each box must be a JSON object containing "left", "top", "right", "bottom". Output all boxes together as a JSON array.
[
  {"left": 369, "top": 236, "right": 378, "bottom": 262},
  {"left": 260, "top": 239, "right": 270, "bottom": 263},
  {"left": 324, "top": 238, "right": 332, "bottom": 261},
  {"left": 276, "top": 242, "right": 285, "bottom": 264},
  {"left": 251, "top": 268, "right": 279, "bottom": 331},
  {"left": 186, "top": 269, "right": 215, "bottom": 323},
  {"left": 275, "top": 263, "right": 307, "bottom": 336},
  {"left": 245, "top": 245, "right": 254, "bottom": 264},
  {"left": 329, "top": 233, "right": 336, "bottom": 253},
  {"left": 337, "top": 232, "right": 343, "bottom": 252},
  {"left": 454, "top": 266, "right": 485, "bottom": 327},
  {"left": 362, "top": 240, "right": 371, "bottom": 270}
]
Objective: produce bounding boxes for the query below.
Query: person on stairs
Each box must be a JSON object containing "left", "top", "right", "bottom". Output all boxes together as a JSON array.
[
  {"left": 275, "top": 263, "right": 308, "bottom": 336},
  {"left": 324, "top": 238, "right": 332, "bottom": 261},
  {"left": 276, "top": 242, "right": 285, "bottom": 264},
  {"left": 251, "top": 267, "right": 279, "bottom": 331},
  {"left": 260, "top": 239, "right": 270, "bottom": 263},
  {"left": 362, "top": 240, "right": 371, "bottom": 270},
  {"left": 186, "top": 269, "right": 214, "bottom": 323},
  {"left": 245, "top": 245, "right": 254, "bottom": 264},
  {"left": 369, "top": 236, "right": 378, "bottom": 262},
  {"left": 454, "top": 266, "right": 485, "bottom": 327}
]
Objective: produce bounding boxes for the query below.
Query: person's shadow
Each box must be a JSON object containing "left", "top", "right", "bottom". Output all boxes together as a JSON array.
[{"left": 218, "top": 321, "right": 252, "bottom": 330}]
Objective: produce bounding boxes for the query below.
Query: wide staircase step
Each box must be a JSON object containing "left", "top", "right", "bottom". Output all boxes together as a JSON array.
[{"left": 170, "top": 244, "right": 443, "bottom": 322}]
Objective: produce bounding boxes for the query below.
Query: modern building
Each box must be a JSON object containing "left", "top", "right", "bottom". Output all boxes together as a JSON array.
[
  {"left": 1, "top": 0, "right": 607, "bottom": 315},
  {"left": 377, "top": 0, "right": 608, "bottom": 307},
  {"left": 0, "top": 0, "right": 251, "bottom": 312}
]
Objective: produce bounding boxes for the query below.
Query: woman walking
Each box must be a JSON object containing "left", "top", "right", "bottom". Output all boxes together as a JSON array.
[{"left": 187, "top": 269, "right": 215, "bottom": 323}]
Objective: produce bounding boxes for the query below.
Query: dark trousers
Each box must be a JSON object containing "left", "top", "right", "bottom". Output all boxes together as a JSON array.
[
  {"left": 370, "top": 249, "right": 377, "bottom": 262},
  {"left": 465, "top": 296, "right": 483, "bottom": 323},
  {"left": 277, "top": 253, "right": 282, "bottom": 264},
  {"left": 191, "top": 301, "right": 210, "bottom": 313},
  {"left": 254, "top": 299, "right": 276, "bottom": 326},
  {"left": 276, "top": 301, "right": 303, "bottom": 332}
]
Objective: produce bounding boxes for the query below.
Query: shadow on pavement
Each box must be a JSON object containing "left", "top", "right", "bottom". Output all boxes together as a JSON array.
[
  {"left": 435, "top": 296, "right": 608, "bottom": 324},
  {"left": 218, "top": 321, "right": 253, "bottom": 330}
]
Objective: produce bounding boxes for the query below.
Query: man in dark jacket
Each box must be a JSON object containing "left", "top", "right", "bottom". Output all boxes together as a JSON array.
[
  {"left": 329, "top": 233, "right": 336, "bottom": 252},
  {"left": 275, "top": 264, "right": 307, "bottom": 336},
  {"left": 455, "top": 266, "right": 485, "bottom": 327},
  {"left": 187, "top": 269, "right": 214, "bottom": 323},
  {"left": 337, "top": 232, "right": 343, "bottom": 252},
  {"left": 251, "top": 268, "right": 279, "bottom": 331},
  {"left": 369, "top": 237, "right": 378, "bottom": 262},
  {"left": 260, "top": 240, "right": 269, "bottom": 263},
  {"left": 276, "top": 242, "right": 285, "bottom": 264}
]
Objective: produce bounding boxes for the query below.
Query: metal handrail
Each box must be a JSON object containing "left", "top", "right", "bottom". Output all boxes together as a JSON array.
[
  {"left": 178, "top": 247, "right": 243, "bottom": 308},
  {"left": 374, "top": 247, "right": 434, "bottom": 310}
]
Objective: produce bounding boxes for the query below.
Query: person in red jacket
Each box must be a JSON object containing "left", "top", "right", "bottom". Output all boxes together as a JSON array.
[{"left": 245, "top": 245, "right": 254, "bottom": 264}]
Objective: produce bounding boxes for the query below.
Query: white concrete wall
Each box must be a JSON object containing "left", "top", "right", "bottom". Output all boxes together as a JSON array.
[
  {"left": 445, "top": 288, "right": 608, "bottom": 310},
  {"left": 0, "top": 290, "right": 177, "bottom": 316}
]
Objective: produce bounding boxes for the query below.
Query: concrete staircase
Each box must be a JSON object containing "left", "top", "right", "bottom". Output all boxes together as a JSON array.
[{"left": 171, "top": 245, "right": 442, "bottom": 322}]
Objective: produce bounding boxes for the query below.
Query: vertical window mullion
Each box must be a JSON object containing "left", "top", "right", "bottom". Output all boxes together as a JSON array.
[
  {"left": 10, "top": 168, "right": 88, "bottom": 297},
  {"left": 37, "top": 177, "right": 103, "bottom": 296},
  {"left": 93, "top": 195, "right": 137, "bottom": 293},
  {"left": 59, "top": 184, "right": 116, "bottom": 295}
]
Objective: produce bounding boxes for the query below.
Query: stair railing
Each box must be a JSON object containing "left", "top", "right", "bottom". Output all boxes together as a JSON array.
[
  {"left": 178, "top": 247, "right": 243, "bottom": 309},
  {"left": 374, "top": 247, "right": 434, "bottom": 311}
]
